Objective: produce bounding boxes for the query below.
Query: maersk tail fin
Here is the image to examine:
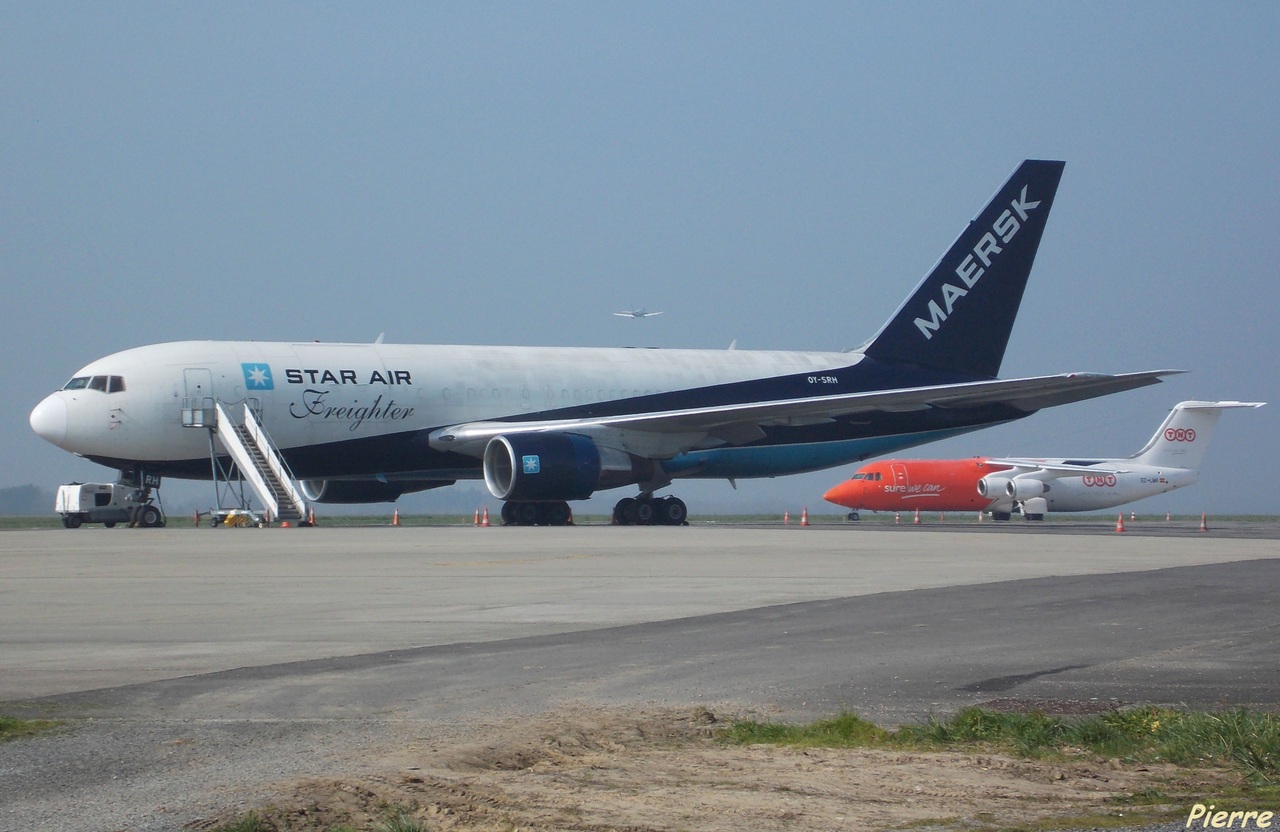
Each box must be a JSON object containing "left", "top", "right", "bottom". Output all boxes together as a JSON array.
[
  {"left": 1130, "top": 400, "right": 1265, "bottom": 469},
  {"left": 862, "top": 159, "right": 1066, "bottom": 378}
]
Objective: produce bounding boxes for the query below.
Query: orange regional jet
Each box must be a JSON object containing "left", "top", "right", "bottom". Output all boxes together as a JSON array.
[{"left": 823, "top": 401, "right": 1263, "bottom": 521}]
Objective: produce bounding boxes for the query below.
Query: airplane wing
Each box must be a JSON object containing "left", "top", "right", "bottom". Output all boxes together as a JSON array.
[
  {"left": 430, "top": 369, "right": 1180, "bottom": 457},
  {"left": 987, "top": 459, "right": 1131, "bottom": 475}
]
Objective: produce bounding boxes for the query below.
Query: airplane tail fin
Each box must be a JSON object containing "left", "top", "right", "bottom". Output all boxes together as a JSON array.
[
  {"left": 861, "top": 160, "right": 1066, "bottom": 379},
  {"left": 1130, "top": 401, "right": 1265, "bottom": 469}
]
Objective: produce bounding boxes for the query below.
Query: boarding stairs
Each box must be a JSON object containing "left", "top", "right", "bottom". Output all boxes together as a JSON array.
[{"left": 209, "top": 402, "right": 308, "bottom": 524}]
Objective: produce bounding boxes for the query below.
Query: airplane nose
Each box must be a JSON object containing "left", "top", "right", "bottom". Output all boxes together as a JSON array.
[
  {"left": 823, "top": 481, "right": 856, "bottom": 508},
  {"left": 30, "top": 394, "right": 68, "bottom": 447}
]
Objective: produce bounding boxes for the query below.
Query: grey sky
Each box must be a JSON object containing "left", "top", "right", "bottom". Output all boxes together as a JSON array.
[{"left": 4, "top": 3, "right": 1277, "bottom": 515}]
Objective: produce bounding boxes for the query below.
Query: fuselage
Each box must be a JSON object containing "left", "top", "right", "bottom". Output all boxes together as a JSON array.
[
  {"left": 30, "top": 340, "right": 1013, "bottom": 486},
  {"left": 822, "top": 458, "right": 1008, "bottom": 511}
]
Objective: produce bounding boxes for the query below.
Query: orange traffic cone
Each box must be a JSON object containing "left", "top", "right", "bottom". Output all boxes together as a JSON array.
[
  {"left": 800, "top": 507, "right": 810, "bottom": 527},
  {"left": 474, "top": 509, "right": 480, "bottom": 526},
  {"left": 1199, "top": 512, "right": 1209, "bottom": 532},
  {"left": 281, "top": 520, "right": 291, "bottom": 528},
  {"left": 913, "top": 508, "right": 921, "bottom": 525},
  {"left": 481, "top": 507, "right": 491, "bottom": 527},
  {"left": 392, "top": 507, "right": 400, "bottom": 526},
  {"left": 939, "top": 512, "right": 946, "bottom": 522},
  {"left": 1114, "top": 513, "right": 1125, "bottom": 533},
  {"left": 783, "top": 511, "right": 790, "bottom": 525},
  {"left": 308, "top": 508, "right": 316, "bottom": 525}
]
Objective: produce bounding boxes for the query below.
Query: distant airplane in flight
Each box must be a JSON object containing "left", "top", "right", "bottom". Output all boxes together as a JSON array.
[
  {"left": 31, "top": 160, "right": 1175, "bottom": 527},
  {"left": 614, "top": 308, "right": 664, "bottom": 318},
  {"left": 823, "top": 401, "right": 1264, "bottom": 520}
]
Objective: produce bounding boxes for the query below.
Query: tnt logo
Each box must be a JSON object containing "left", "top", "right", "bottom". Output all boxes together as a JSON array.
[
  {"left": 1164, "top": 428, "right": 1197, "bottom": 442},
  {"left": 522, "top": 455, "right": 541, "bottom": 475},
  {"left": 1083, "top": 474, "right": 1118, "bottom": 488},
  {"left": 241, "top": 363, "right": 274, "bottom": 390}
]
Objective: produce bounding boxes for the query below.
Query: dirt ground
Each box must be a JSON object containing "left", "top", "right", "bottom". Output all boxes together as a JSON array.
[{"left": 192, "top": 705, "right": 1219, "bottom": 832}]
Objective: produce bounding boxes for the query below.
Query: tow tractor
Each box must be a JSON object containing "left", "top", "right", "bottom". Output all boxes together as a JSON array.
[{"left": 56, "top": 475, "right": 165, "bottom": 528}]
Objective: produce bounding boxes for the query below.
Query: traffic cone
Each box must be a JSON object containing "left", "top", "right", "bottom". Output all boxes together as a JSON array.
[
  {"left": 308, "top": 508, "right": 316, "bottom": 525},
  {"left": 800, "top": 507, "right": 810, "bottom": 527},
  {"left": 939, "top": 512, "right": 946, "bottom": 522},
  {"left": 474, "top": 509, "right": 480, "bottom": 526},
  {"left": 392, "top": 507, "right": 400, "bottom": 526},
  {"left": 977, "top": 511, "right": 984, "bottom": 523},
  {"left": 783, "top": 511, "right": 790, "bottom": 525},
  {"left": 481, "top": 507, "right": 491, "bottom": 527},
  {"left": 1130, "top": 511, "right": 1136, "bottom": 522},
  {"left": 895, "top": 512, "right": 900, "bottom": 524},
  {"left": 567, "top": 506, "right": 574, "bottom": 526},
  {"left": 913, "top": 508, "right": 921, "bottom": 525},
  {"left": 281, "top": 520, "right": 291, "bottom": 528},
  {"left": 1114, "top": 513, "right": 1125, "bottom": 533},
  {"left": 1199, "top": 512, "right": 1209, "bottom": 532},
  {"left": 1166, "top": 511, "right": 1171, "bottom": 522}
]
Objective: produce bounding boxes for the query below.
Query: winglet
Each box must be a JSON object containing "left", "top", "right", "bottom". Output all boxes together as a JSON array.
[{"left": 862, "top": 160, "right": 1066, "bottom": 378}]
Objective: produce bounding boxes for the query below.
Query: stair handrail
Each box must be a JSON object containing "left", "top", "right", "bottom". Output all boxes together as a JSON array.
[
  {"left": 213, "top": 401, "right": 280, "bottom": 519},
  {"left": 241, "top": 403, "right": 308, "bottom": 520}
]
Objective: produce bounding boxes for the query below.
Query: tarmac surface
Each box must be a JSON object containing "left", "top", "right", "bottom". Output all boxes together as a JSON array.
[{"left": 2, "top": 521, "right": 1279, "bottom": 830}]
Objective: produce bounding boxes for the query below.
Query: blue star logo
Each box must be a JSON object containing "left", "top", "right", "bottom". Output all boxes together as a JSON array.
[
  {"left": 242, "top": 363, "right": 274, "bottom": 390},
  {"left": 522, "top": 455, "right": 541, "bottom": 475}
]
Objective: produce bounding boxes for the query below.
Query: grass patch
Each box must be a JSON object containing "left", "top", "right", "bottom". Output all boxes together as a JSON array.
[
  {"left": 0, "top": 715, "right": 60, "bottom": 742},
  {"left": 726, "top": 706, "right": 1280, "bottom": 783}
]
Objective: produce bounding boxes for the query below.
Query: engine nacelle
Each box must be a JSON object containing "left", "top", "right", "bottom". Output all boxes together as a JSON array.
[
  {"left": 976, "top": 476, "right": 1012, "bottom": 499},
  {"left": 1006, "top": 477, "right": 1048, "bottom": 500},
  {"left": 483, "top": 433, "right": 653, "bottom": 501},
  {"left": 300, "top": 479, "right": 454, "bottom": 504}
]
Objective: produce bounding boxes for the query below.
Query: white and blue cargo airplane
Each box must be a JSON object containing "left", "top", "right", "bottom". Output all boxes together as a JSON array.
[{"left": 30, "top": 160, "right": 1177, "bottom": 525}]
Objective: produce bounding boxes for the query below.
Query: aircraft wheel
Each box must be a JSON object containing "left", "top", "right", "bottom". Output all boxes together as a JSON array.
[
  {"left": 62, "top": 515, "right": 82, "bottom": 529},
  {"left": 501, "top": 502, "right": 517, "bottom": 525},
  {"left": 993, "top": 512, "right": 1011, "bottom": 522},
  {"left": 658, "top": 496, "right": 687, "bottom": 526},
  {"left": 846, "top": 512, "right": 860, "bottom": 522},
  {"left": 140, "top": 505, "right": 164, "bottom": 527},
  {"left": 104, "top": 521, "right": 117, "bottom": 529},
  {"left": 539, "top": 501, "right": 571, "bottom": 526},
  {"left": 613, "top": 498, "right": 635, "bottom": 525},
  {"left": 633, "top": 498, "right": 656, "bottom": 525},
  {"left": 514, "top": 501, "right": 540, "bottom": 526}
]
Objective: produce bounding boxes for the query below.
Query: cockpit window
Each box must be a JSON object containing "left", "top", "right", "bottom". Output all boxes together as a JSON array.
[{"left": 63, "top": 375, "right": 125, "bottom": 392}]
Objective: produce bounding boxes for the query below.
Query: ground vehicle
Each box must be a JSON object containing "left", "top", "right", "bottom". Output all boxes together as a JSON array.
[{"left": 55, "top": 482, "right": 165, "bottom": 528}]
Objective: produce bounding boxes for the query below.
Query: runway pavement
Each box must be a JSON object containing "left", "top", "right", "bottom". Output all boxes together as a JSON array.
[
  {"left": 2, "top": 524, "right": 1279, "bottom": 831},
  {"left": 2, "top": 523, "right": 1277, "bottom": 703}
]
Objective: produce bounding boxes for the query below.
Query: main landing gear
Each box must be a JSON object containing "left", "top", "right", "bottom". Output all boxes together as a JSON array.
[
  {"left": 612, "top": 495, "right": 688, "bottom": 526},
  {"left": 500, "top": 500, "right": 574, "bottom": 526}
]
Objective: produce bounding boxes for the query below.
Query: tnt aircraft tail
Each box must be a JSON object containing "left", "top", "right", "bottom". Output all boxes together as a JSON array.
[
  {"left": 1130, "top": 401, "right": 1265, "bottom": 469},
  {"left": 862, "top": 159, "right": 1066, "bottom": 379}
]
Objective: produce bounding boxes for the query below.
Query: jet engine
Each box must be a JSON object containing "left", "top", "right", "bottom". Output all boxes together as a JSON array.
[
  {"left": 976, "top": 476, "right": 1013, "bottom": 499},
  {"left": 483, "top": 433, "right": 654, "bottom": 501},
  {"left": 300, "top": 479, "right": 454, "bottom": 504},
  {"left": 1006, "top": 477, "right": 1049, "bottom": 499}
]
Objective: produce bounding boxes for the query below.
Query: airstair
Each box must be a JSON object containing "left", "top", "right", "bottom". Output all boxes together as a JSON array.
[{"left": 182, "top": 398, "right": 308, "bottom": 524}]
